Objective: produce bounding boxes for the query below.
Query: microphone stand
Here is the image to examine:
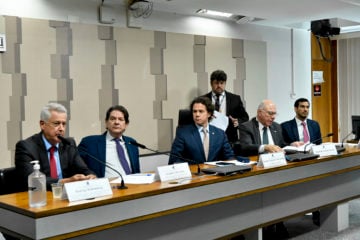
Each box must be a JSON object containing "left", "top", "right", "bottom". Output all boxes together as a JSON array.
[
  {"left": 129, "top": 141, "right": 203, "bottom": 176},
  {"left": 57, "top": 135, "right": 128, "bottom": 189},
  {"left": 341, "top": 131, "right": 355, "bottom": 147},
  {"left": 303, "top": 133, "right": 334, "bottom": 154}
]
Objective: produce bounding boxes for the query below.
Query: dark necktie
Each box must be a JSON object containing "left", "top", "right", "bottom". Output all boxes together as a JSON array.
[
  {"left": 262, "top": 127, "right": 269, "bottom": 144},
  {"left": 215, "top": 94, "right": 221, "bottom": 111},
  {"left": 49, "top": 146, "right": 58, "bottom": 178},
  {"left": 114, "top": 138, "right": 131, "bottom": 175},
  {"left": 302, "top": 121, "right": 310, "bottom": 143}
]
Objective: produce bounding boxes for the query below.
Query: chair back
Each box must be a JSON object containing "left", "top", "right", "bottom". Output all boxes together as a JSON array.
[{"left": 178, "top": 109, "right": 193, "bottom": 126}]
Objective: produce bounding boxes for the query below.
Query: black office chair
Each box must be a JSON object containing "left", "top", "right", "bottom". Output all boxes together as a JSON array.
[
  {"left": 0, "top": 167, "right": 25, "bottom": 195},
  {"left": 178, "top": 109, "right": 193, "bottom": 126}
]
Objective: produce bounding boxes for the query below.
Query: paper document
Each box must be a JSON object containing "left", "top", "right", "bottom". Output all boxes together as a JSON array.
[
  {"left": 210, "top": 111, "right": 228, "bottom": 131},
  {"left": 110, "top": 173, "right": 157, "bottom": 184},
  {"left": 283, "top": 144, "right": 314, "bottom": 152}
]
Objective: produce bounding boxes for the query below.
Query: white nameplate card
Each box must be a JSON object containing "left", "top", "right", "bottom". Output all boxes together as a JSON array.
[
  {"left": 64, "top": 178, "right": 113, "bottom": 202},
  {"left": 157, "top": 162, "right": 192, "bottom": 182},
  {"left": 257, "top": 152, "right": 287, "bottom": 168},
  {"left": 311, "top": 144, "right": 338, "bottom": 157}
]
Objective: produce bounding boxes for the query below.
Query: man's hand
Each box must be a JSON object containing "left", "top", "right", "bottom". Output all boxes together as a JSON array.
[
  {"left": 59, "top": 174, "right": 97, "bottom": 184},
  {"left": 229, "top": 115, "right": 239, "bottom": 127},
  {"left": 264, "top": 144, "right": 283, "bottom": 153},
  {"left": 290, "top": 141, "right": 305, "bottom": 147}
]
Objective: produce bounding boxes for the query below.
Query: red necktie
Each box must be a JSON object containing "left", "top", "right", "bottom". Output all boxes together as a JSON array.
[
  {"left": 49, "top": 146, "right": 58, "bottom": 178},
  {"left": 302, "top": 122, "right": 310, "bottom": 143}
]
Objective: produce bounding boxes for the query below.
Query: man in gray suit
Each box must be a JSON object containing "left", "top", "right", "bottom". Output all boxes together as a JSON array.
[{"left": 234, "top": 99, "right": 286, "bottom": 156}]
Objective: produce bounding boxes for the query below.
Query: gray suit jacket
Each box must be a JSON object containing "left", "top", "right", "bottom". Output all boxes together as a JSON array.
[{"left": 234, "top": 118, "right": 286, "bottom": 156}]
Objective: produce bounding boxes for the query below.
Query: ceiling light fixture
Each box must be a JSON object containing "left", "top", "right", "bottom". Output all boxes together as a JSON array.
[
  {"left": 196, "top": 9, "right": 233, "bottom": 18},
  {"left": 340, "top": 25, "right": 360, "bottom": 33}
]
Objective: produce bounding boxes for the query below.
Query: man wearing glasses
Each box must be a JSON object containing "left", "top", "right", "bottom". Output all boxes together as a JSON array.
[
  {"left": 233, "top": 99, "right": 286, "bottom": 157},
  {"left": 15, "top": 102, "right": 96, "bottom": 191}
]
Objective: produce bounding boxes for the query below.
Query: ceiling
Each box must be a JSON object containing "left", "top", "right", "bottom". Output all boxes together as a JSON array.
[{"left": 125, "top": 0, "right": 360, "bottom": 31}]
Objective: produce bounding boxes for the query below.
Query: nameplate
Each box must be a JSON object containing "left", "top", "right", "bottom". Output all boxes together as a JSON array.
[
  {"left": 64, "top": 178, "right": 113, "bottom": 202},
  {"left": 311, "top": 144, "right": 338, "bottom": 157},
  {"left": 157, "top": 162, "right": 192, "bottom": 182},
  {"left": 257, "top": 152, "right": 287, "bottom": 168}
]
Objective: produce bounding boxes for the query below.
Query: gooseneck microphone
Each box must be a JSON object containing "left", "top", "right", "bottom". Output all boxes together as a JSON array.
[
  {"left": 341, "top": 130, "right": 355, "bottom": 147},
  {"left": 303, "top": 132, "right": 334, "bottom": 154},
  {"left": 129, "top": 140, "right": 203, "bottom": 175},
  {"left": 57, "top": 135, "right": 128, "bottom": 189}
]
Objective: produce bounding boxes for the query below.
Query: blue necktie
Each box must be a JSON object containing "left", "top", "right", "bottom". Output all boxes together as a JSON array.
[{"left": 114, "top": 138, "right": 131, "bottom": 175}]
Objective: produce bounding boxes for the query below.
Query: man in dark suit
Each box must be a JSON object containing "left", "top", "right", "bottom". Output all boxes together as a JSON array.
[
  {"left": 234, "top": 100, "right": 288, "bottom": 238},
  {"left": 234, "top": 99, "right": 286, "bottom": 157},
  {"left": 281, "top": 98, "right": 322, "bottom": 226},
  {"left": 281, "top": 98, "right": 322, "bottom": 146},
  {"left": 202, "top": 70, "right": 249, "bottom": 144},
  {"left": 79, "top": 105, "right": 140, "bottom": 178},
  {"left": 15, "top": 103, "right": 96, "bottom": 191},
  {"left": 169, "top": 97, "right": 235, "bottom": 164}
]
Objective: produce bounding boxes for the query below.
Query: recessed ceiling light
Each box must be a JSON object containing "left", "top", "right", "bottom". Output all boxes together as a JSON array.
[{"left": 196, "top": 9, "right": 233, "bottom": 18}]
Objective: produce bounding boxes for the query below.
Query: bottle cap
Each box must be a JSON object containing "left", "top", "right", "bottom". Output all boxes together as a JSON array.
[{"left": 30, "top": 160, "right": 40, "bottom": 170}]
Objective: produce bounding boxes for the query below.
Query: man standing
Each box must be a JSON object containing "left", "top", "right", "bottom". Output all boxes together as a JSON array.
[
  {"left": 281, "top": 98, "right": 322, "bottom": 146},
  {"left": 203, "top": 70, "right": 249, "bottom": 143},
  {"left": 79, "top": 105, "right": 140, "bottom": 178},
  {"left": 15, "top": 103, "right": 96, "bottom": 190},
  {"left": 169, "top": 97, "right": 235, "bottom": 164},
  {"left": 234, "top": 99, "right": 286, "bottom": 157}
]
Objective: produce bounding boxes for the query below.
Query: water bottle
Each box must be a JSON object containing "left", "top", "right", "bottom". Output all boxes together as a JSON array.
[{"left": 28, "top": 160, "right": 47, "bottom": 207}]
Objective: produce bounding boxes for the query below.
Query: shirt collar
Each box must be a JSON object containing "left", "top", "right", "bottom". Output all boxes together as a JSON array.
[
  {"left": 106, "top": 131, "right": 124, "bottom": 142},
  {"left": 42, "top": 134, "right": 59, "bottom": 150}
]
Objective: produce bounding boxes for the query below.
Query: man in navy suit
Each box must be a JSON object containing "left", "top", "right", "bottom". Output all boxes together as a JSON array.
[
  {"left": 281, "top": 98, "right": 322, "bottom": 146},
  {"left": 79, "top": 105, "right": 140, "bottom": 178},
  {"left": 169, "top": 97, "right": 235, "bottom": 164},
  {"left": 281, "top": 98, "right": 322, "bottom": 226},
  {"left": 234, "top": 99, "right": 286, "bottom": 157},
  {"left": 202, "top": 70, "right": 249, "bottom": 144},
  {"left": 15, "top": 103, "right": 96, "bottom": 190}
]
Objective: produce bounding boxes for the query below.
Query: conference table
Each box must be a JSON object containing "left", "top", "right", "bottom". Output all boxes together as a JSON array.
[{"left": 0, "top": 148, "right": 360, "bottom": 240}]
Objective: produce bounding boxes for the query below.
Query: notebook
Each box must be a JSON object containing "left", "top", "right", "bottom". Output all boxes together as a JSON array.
[
  {"left": 201, "top": 165, "right": 252, "bottom": 176},
  {"left": 285, "top": 152, "right": 320, "bottom": 162}
]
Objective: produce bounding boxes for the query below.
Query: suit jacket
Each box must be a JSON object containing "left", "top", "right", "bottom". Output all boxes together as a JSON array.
[
  {"left": 234, "top": 118, "right": 286, "bottom": 156},
  {"left": 281, "top": 118, "right": 322, "bottom": 145},
  {"left": 203, "top": 91, "right": 249, "bottom": 143},
  {"left": 168, "top": 124, "right": 235, "bottom": 164},
  {"left": 78, "top": 132, "right": 140, "bottom": 177},
  {"left": 15, "top": 132, "right": 95, "bottom": 190}
]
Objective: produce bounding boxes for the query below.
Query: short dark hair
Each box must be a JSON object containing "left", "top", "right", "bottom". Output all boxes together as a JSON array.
[
  {"left": 105, "top": 105, "right": 130, "bottom": 124},
  {"left": 294, "top": 98, "right": 310, "bottom": 108},
  {"left": 190, "top": 96, "right": 214, "bottom": 121},
  {"left": 210, "top": 70, "right": 227, "bottom": 82}
]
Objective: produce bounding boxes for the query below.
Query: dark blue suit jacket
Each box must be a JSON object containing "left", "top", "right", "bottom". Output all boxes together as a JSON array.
[
  {"left": 168, "top": 124, "right": 235, "bottom": 164},
  {"left": 281, "top": 118, "right": 322, "bottom": 145},
  {"left": 78, "top": 132, "right": 140, "bottom": 177}
]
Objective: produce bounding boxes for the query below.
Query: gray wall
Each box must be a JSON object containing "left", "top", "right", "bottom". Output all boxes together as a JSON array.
[{"left": 0, "top": 16, "right": 266, "bottom": 167}]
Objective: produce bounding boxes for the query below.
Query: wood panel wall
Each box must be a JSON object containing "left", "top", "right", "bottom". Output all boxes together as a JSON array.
[{"left": 311, "top": 34, "right": 339, "bottom": 142}]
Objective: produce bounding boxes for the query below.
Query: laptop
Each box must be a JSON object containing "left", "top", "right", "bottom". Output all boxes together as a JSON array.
[
  {"left": 201, "top": 165, "right": 252, "bottom": 176},
  {"left": 285, "top": 152, "right": 320, "bottom": 162}
]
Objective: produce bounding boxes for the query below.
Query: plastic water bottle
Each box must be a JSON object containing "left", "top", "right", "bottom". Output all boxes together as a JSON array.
[{"left": 28, "top": 160, "right": 47, "bottom": 207}]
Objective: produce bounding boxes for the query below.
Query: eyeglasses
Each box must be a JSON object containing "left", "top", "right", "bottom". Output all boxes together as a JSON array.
[
  {"left": 46, "top": 121, "right": 67, "bottom": 128},
  {"left": 262, "top": 110, "right": 277, "bottom": 116}
]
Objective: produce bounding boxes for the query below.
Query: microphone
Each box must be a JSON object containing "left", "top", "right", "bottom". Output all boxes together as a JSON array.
[
  {"left": 57, "top": 135, "right": 128, "bottom": 189},
  {"left": 129, "top": 140, "right": 203, "bottom": 175},
  {"left": 303, "top": 132, "right": 334, "bottom": 154},
  {"left": 341, "top": 130, "right": 355, "bottom": 147}
]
